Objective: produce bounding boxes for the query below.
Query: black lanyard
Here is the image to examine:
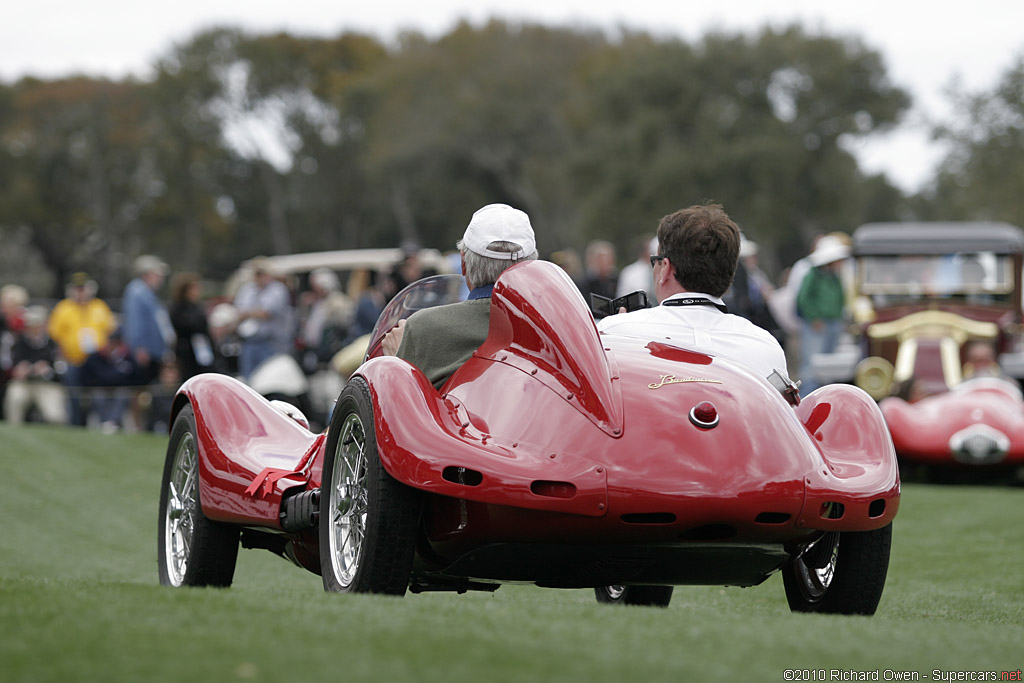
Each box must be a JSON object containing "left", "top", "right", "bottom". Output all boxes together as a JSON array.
[{"left": 661, "top": 297, "right": 728, "bottom": 313}]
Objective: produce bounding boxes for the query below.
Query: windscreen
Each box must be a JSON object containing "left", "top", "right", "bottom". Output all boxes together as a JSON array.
[
  {"left": 364, "top": 274, "right": 466, "bottom": 359},
  {"left": 858, "top": 252, "right": 1013, "bottom": 303}
]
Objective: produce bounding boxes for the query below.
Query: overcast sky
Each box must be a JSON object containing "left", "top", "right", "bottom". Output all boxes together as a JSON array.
[{"left": 3, "top": 1, "right": 1022, "bottom": 192}]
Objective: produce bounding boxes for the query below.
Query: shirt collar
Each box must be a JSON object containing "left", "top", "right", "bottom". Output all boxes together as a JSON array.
[
  {"left": 661, "top": 292, "right": 725, "bottom": 306},
  {"left": 467, "top": 284, "right": 494, "bottom": 300}
]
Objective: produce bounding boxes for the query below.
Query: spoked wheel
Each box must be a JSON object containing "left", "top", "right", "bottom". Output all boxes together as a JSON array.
[
  {"left": 320, "top": 377, "right": 421, "bottom": 595},
  {"left": 594, "top": 585, "right": 674, "bottom": 607},
  {"left": 158, "top": 406, "right": 239, "bottom": 587},
  {"left": 782, "top": 524, "right": 892, "bottom": 615}
]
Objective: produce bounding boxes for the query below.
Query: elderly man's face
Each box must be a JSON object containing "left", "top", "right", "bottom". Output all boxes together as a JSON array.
[{"left": 146, "top": 270, "right": 165, "bottom": 287}]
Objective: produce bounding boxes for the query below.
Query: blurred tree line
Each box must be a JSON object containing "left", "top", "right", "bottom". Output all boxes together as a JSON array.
[{"left": 0, "top": 20, "right": 1020, "bottom": 298}]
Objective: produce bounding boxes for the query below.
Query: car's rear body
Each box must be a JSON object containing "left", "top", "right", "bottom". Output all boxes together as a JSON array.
[{"left": 172, "top": 261, "right": 898, "bottom": 590}]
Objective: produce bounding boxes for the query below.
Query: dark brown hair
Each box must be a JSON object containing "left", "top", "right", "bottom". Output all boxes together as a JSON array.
[
  {"left": 171, "top": 272, "right": 201, "bottom": 304},
  {"left": 656, "top": 203, "right": 740, "bottom": 298}
]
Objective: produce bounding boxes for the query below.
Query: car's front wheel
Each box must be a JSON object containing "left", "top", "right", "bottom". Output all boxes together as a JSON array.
[
  {"left": 782, "top": 524, "right": 892, "bottom": 615},
  {"left": 319, "top": 377, "right": 421, "bottom": 595},
  {"left": 594, "top": 585, "right": 674, "bottom": 607},
  {"left": 158, "top": 405, "right": 240, "bottom": 587}
]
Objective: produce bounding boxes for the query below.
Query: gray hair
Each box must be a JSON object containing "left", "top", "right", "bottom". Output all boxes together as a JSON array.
[{"left": 457, "top": 240, "right": 538, "bottom": 289}]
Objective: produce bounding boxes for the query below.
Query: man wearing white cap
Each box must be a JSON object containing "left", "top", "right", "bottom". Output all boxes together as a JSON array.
[{"left": 383, "top": 203, "right": 537, "bottom": 388}]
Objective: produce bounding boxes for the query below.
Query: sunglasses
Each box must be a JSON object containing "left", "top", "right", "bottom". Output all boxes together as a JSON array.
[{"left": 649, "top": 254, "right": 666, "bottom": 266}]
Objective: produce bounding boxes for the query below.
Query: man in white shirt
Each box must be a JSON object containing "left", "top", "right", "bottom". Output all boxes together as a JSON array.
[
  {"left": 234, "top": 258, "right": 295, "bottom": 379},
  {"left": 598, "top": 204, "right": 788, "bottom": 381}
]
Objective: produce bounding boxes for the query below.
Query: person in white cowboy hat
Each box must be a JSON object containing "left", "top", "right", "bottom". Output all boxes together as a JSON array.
[
  {"left": 382, "top": 203, "right": 537, "bottom": 389},
  {"left": 795, "top": 234, "right": 851, "bottom": 394}
]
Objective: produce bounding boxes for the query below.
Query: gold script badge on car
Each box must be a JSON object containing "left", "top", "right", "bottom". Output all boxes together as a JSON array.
[{"left": 648, "top": 374, "right": 722, "bottom": 389}]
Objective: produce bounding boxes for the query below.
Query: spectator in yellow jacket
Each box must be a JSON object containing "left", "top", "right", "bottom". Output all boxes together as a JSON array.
[{"left": 48, "top": 273, "right": 116, "bottom": 426}]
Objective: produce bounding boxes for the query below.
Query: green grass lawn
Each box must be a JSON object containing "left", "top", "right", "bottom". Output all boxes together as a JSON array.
[{"left": 1, "top": 422, "right": 1021, "bottom": 682}]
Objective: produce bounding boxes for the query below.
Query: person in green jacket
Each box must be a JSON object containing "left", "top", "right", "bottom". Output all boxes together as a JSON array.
[
  {"left": 382, "top": 204, "right": 538, "bottom": 389},
  {"left": 796, "top": 235, "right": 849, "bottom": 393}
]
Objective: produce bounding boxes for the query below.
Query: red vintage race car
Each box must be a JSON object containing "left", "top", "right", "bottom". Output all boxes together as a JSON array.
[
  {"left": 881, "top": 376, "right": 1024, "bottom": 475},
  {"left": 158, "top": 260, "right": 899, "bottom": 613}
]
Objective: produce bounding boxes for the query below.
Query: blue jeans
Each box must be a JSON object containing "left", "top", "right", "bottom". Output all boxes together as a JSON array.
[
  {"left": 799, "top": 318, "right": 842, "bottom": 395},
  {"left": 61, "top": 364, "right": 87, "bottom": 427},
  {"left": 240, "top": 339, "right": 277, "bottom": 380},
  {"left": 62, "top": 363, "right": 126, "bottom": 427}
]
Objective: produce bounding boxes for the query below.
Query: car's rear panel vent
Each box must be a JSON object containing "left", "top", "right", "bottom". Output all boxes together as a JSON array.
[
  {"left": 442, "top": 466, "right": 483, "bottom": 487},
  {"left": 755, "top": 512, "right": 792, "bottom": 524},
  {"left": 820, "top": 502, "right": 845, "bottom": 520},
  {"left": 620, "top": 512, "right": 677, "bottom": 525},
  {"left": 868, "top": 499, "right": 886, "bottom": 518},
  {"left": 530, "top": 480, "right": 577, "bottom": 499}
]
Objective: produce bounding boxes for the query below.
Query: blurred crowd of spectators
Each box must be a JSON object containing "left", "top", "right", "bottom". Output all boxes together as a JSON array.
[
  {"left": 0, "top": 250, "right": 425, "bottom": 434},
  {"left": 0, "top": 234, "right": 862, "bottom": 434}
]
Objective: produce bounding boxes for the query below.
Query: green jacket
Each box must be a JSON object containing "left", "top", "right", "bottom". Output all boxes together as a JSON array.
[
  {"left": 396, "top": 298, "right": 492, "bottom": 389},
  {"left": 797, "top": 266, "right": 845, "bottom": 321}
]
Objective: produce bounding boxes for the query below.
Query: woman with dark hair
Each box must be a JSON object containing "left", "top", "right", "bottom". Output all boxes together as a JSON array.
[{"left": 169, "top": 272, "right": 215, "bottom": 380}]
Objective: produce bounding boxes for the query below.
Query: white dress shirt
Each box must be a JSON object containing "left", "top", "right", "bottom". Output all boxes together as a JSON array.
[{"left": 596, "top": 291, "right": 789, "bottom": 380}]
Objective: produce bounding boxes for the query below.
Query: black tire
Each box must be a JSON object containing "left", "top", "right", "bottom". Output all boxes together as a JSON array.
[
  {"left": 158, "top": 405, "right": 240, "bottom": 587},
  {"left": 782, "top": 523, "right": 892, "bottom": 615},
  {"left": 594, "top": 585, "right": 674, "bottom": 607},
  {"left": 319, "top": 376, "right": 421, "bottom": 595}
]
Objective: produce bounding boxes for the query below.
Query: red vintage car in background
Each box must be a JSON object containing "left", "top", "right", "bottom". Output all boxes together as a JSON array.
[
  {"left": 159, "top": 260, "right": 899, "bottom": 613},
  {"left": 881, "top": 377, "right": 1024, "bottom": 476}
]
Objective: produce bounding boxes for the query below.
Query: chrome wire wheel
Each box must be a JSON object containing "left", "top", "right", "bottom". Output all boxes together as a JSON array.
[
  {"left": 794, "top": 531, "right": 840, "bottom": 603},
  {"left": 327, "top": 412, "right": 370, "bottom": 589},
  {"left": 319, "top": 376, "right": 421, "bottom": 595},
  {"left": 163, "top": 430, "right": 199, "bottom": 586},
  {"left": 158, "top": 406, "right": 239, "bottom": 588}
]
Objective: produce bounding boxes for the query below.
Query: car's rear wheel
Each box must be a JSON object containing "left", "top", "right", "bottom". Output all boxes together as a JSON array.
[
  {"left": 158, "top": 405, "right": 240, "bottom": 587},
  {"left": 320, "top": 376, "right": 421, "bottom": 595},
  {"left": 782, "top": 524, "right": 892, "bottom": 615},
  {"left": 594, "top": 585, "right": 674, "bottom": 607}
]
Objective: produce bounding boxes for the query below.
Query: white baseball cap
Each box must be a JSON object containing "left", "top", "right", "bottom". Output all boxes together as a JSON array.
[{"left": 461, "top": 203, "right": 536, "bottom": 260}]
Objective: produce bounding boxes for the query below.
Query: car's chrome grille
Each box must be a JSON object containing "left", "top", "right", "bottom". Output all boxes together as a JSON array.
[{"left": 948, "top": 425, "right": 1010, "bottom": 465}]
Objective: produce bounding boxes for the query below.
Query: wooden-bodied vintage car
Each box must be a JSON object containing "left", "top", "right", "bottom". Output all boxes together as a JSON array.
[
  {"left": 842, "top": 221, "right": 1024, "bottom": 475},
  {"left": 159, "top": 260, "right": 899, "bottom": 613}
]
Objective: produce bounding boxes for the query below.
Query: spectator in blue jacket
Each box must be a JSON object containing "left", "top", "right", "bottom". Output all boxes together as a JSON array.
[{"left": 122, "top": 255, "right": 175, "bottom": 384}]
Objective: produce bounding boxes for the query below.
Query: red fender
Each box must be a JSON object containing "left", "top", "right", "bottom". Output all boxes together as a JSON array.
[
  {"left": 795, "top": 384, "right": 900, "bottom": 528},
  {"left": 174, "top": 373, "right": 323, "bottom": 526}
]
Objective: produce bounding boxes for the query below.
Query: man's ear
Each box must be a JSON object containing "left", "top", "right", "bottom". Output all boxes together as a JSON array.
[{"left": 659, "top": 258, "right": 675, "bottom": 287}]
